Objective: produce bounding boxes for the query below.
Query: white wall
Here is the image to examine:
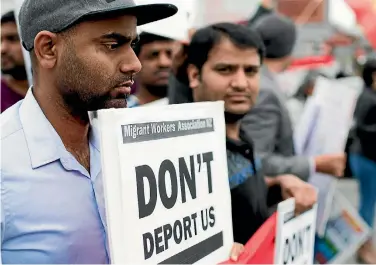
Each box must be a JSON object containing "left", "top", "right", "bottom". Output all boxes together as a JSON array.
[{"left": 1, "top": 0, "right": 15, "bottom": 15}]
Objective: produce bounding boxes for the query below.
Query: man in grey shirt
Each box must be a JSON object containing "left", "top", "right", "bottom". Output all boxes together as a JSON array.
[{"left": 241, "top": 14, "right": 346, "bottom": 181}]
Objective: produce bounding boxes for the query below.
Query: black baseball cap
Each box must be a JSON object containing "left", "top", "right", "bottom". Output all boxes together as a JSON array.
[{"left": 18, "top": 0, "right": 178, "bottom": 51}]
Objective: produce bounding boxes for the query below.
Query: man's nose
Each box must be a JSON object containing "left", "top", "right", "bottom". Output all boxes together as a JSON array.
[
  {"left": 231, "top": 70, "right": 248, "bottom": 91},
  {"left": 1, "top": 40, "right": 10, "bottom": 55},
  {"left": 120, "top": 49, "right": 142, "bottom": 75},
  {"left": 158, "top": 53, "right": 172, "bottom": 68}
]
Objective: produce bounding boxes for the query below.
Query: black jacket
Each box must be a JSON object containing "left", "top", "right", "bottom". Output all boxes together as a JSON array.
[{"left": 351, "top": 87, "right": 376, "bottom": 162}]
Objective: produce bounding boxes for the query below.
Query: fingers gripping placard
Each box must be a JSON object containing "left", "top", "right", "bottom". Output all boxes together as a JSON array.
[{"left": 98, "top": 102, "right": 233, "bottom": 264}]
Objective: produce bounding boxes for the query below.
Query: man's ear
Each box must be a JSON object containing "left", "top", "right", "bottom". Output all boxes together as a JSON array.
[
  {"left": 187, "top": 64, "right": 200, "bottom": 90},
  {"left": 372, "top": 72, "right": 376, "bottom": 85},
  {"left": 33, "top": 30, "right": 59, "bottom": 70}
]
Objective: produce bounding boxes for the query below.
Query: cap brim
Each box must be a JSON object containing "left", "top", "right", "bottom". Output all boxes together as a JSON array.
[{"left": 85, "top": 4, "right": 178, "bottom": 26}]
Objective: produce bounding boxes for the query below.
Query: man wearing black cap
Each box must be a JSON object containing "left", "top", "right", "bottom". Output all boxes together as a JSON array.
[
  {"left": 241, "top": 14, "right": 346, "bottom": 181},
  {"left": 0, "top": 0, "right": 177, "bottom": 263}
]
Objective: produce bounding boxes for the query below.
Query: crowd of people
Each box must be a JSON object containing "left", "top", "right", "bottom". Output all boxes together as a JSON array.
[{"left": 1, "top": 0, "right": 376, "bottom": 264}]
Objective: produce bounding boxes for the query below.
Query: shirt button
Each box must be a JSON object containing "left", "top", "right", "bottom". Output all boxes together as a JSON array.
[{"left": 245, "top": 149, "right": 250, "bottom": 154}]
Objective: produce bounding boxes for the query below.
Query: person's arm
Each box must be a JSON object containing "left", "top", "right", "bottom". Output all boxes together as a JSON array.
[
  {"left": 241, "top": 87, "right": 311, "bottom": 180},
  {"left": 264, "top": 175, "right": 318, "bottom": 214}
]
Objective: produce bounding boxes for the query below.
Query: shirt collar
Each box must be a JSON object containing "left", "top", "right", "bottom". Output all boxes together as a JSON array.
[
  {"left": 19, "top": 89, "right": 69, "bottom": 169},
  {"left": 126, "top": 94, "right": 140, "bottom": 108},
  {"left": 88, "top": 111, "right": 101, "bottom": 152}
]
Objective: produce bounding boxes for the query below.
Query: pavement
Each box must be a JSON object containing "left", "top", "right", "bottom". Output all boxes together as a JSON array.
[{"left": 337, "top": 179, "right": 375, "bottom": 264}]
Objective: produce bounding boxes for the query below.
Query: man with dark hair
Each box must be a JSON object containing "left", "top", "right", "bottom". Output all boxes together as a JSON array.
[
  {"left": 187, "top": 22, "right": 317, "bottom": 244},
  {"left": 127, "top": 31, "right": 178, "bottom": 107},
  {"left": 240, "top": 13, "right": 346, "bottom": 180},
  {"left": 1, "top": 11, "right": 28, "bottom": 112},
  {"left": 1, "top": 0, "right": 178, "bottom": 263}
]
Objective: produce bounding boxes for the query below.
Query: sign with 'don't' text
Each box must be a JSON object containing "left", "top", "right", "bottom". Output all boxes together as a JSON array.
[
  {"left": 90, "top": 102, "right": 233, "bottom": 264},
  {"left": 274, "top": 198, "right": 317, "bottom": 264}
]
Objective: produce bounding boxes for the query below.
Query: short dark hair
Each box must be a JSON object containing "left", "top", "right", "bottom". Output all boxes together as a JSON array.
[
  {"left": 1, "top": 11, "right": 16, "bottom": 25},
  {"left": 187, "top": 22, "right": 265, "bottom": 71},
  {"left": 133, "top": 32, "right": 173, "bottom": 56},
  {"left": 362, "top": 58, "right": 376, "bottom": 87}
]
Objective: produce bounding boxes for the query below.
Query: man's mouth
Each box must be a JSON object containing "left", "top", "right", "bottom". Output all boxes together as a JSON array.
[
  {"left": 155, "top": 70, "right": 171, "bottom": 79},
  {"left": 111, "top": 81, "right": 133, "bottom": 99},
  {"left": 227, "top": 94, "right": 251, "bottom": 101}
]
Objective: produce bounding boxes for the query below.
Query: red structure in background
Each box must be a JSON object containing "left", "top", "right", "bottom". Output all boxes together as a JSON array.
[{"left": 345, "top": 0, "right": 376, "bottom": 49}]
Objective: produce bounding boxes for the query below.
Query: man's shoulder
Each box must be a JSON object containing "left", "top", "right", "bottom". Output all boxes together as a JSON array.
[{"left": 1, "top": 101, "right": 30, "bottom": 173}]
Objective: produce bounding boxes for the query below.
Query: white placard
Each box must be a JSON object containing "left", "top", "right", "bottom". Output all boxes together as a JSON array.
[
  {"left": 294, "top": 77, "right": 362, "bottom": 235},
  {"left": 89, "top": 101, "right": 233, "bottom": 264},
  {"left": 314, "top": 190, "right": 370, "bottom": 264},
  {"left": 274, "top": 198, "right": 317, "bottom": 264}
]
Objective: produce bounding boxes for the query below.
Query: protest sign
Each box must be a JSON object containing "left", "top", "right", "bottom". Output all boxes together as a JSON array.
[
  {"left": 274, "top": 198, "right": 317, "bottom": 265},
  {"left": 89, "top": 102, "right": 233, "bottom": 264},
  {"left": 314, "top": 190, "right": 370, "bottom": 264},
  {"left": 294, "top": 77, "right": 362, "bottom": 235}
]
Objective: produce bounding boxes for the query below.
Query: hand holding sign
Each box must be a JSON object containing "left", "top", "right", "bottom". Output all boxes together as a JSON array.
[
  {"left": 229, "top": 243, "right": 245, "bottom": 262},
  {"left": 314, "top": 152, "right": 347, "bottom": 177},
  {"left": 276, "top": 175, "right": 318, "bottom": 214}
]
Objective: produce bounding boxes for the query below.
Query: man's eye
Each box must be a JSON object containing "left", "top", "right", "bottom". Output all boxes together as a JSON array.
[
  {"left": 217, "top": 67, "right": 232, "bottom": 74},
  {"left": 245, "top": 68, "right": 259, "bottom": 76},
  {"left": 105, "top": 43, "right": 120, "bottom": 50}
]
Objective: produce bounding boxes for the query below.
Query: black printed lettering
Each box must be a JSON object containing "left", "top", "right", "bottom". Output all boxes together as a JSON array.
[
  {"left": 191, "top": 213, "right": 198, "bottom": 236},
  {"left": 202, "top": 152, "right": 214, "bottom": 193},
  {"left": 209, "top": 206, "right": 215, "bottom": 227},
  {"left": 283, "top": 225, "right": 312, "bottom": 264},
  {"left": 155, "top": 226, "right": 164, "bottom": 255},
  {"left": 173, "top": 219, "right": 183, "bottom": 244},
  {"left": 136, "top": 165, "right": 157, "bottom": 219},
  {"left": 158, "top": 160, "right": 178, "bottom": 210},
  {"left": 163, "top": 224, "right": 173, "bottom": 251},
  {"left": 142, "top": 232, "right": 154, "bottom": 260},
  {"left": 179, "top": 156, "right": 197, "bottom": 203},
  {"left": 136, "top": 153, "right": 215, "bottom": 219},
  {"left": 183, "top": 216, "right": 193, "bottom": 240}
]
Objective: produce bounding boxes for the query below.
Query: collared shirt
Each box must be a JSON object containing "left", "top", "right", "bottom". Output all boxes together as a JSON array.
[
  {"left": 127, "top": 94, "right": 140, "bottom": 108},
  {"left": 126, "top": 95, "right": 169, "bottom": 108},
  {"left": 1, "top": 90, "right": 109, "bottom": 264}
]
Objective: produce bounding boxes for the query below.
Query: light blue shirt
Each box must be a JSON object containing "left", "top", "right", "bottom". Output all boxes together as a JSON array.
[{"left": 1, "top": 90, "right": 109, "bottom": 264}]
